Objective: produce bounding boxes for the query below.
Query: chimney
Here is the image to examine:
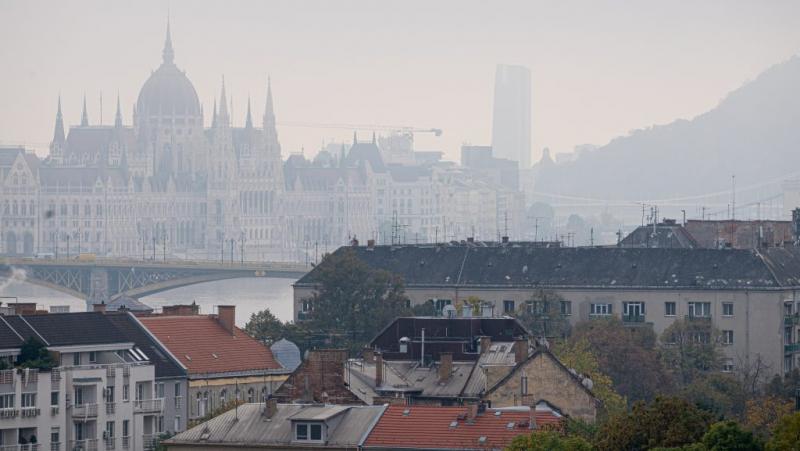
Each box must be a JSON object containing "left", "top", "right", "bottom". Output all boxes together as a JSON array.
[
  {"left": 466, "top": 403, "right": 479, "bottom": 423},
  {"left": 375, "top": 352, "right": 383, "bottom": 387},
  {"left": 362, "top": 347, "right": 375, "bottom": 362},
  {"left": 217, "top": 305, "right": 236, "bottom": 334},
  {"left": 367, "top": 239, "right": 375, "bottom": 248},
  {"left": 479, "top": 336, "right": 492, "bottom": 354},
  {"left": 439, "top": 352, "right": 453, "bottom": 382},
  {"left": 514, "top": 338, "right": 528, "bottom": 364},
  {"left": 264, "top": 395, "right": 278, "bottom": 418},
  {"left": 162, "top": 303, "right": 200, "bottom": 316},
  {"left": 93, "top": 302, "right": 106, "bottom": 313}
]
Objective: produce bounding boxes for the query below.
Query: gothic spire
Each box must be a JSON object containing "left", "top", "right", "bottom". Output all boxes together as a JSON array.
[
  {"left": 81, "top": 94, "right": 89, "bottom": 126},
  {"left": 162, "top": 16, "right": 175, "bottom": 64},
  {"left": 211, "top": 98, "right": 218, "bottom": 128},
  {"left": 245, "top": 96, "right": 253, "bottom": 129},
  {"left": 218, "top": 77, "right": 229, "bottom": 126},
  {"left": 114, "top": 93, "right": 123, "bottom": 128},
  {"left": 52, "top": 95, "right": 65, "bottom": 144},
  {"left": 263, "top": 76, "right": 275, "bottom": 128}
]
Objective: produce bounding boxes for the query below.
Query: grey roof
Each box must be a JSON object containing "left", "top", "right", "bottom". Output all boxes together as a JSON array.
[
  {"left": 619, "top": 222, "right": 698, "bottom": 249},
  {"left": 462, "top": 342, "right": 517, "bottom": 396},
  {"left": 297, "top": 244, "right": 800, "bottom": 290},
  {"left": 107, "top": 296, "right": 154, "bottom": 313},
  {"left": 0, "top": 312, "right": 129, "bottom": 348},
  {"left": 271, "top": 338, "right": 301, "bottom": 371},
  {"left": 349, "top": 359, "right": 478, "bottom": 400},
  {"left": 168, "top": 403, "right": 386, "bottom": 447},
  {"left": 345, "top": 142, "right": 385, "bottom": 172}
]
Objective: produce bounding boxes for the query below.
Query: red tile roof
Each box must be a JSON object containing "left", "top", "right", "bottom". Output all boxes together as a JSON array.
[
  {"left": 364, "top": 405, "right": 562, "bottom": 450},
  {"left": 139, "top": 315, "right": 281, "bottom": 375}
]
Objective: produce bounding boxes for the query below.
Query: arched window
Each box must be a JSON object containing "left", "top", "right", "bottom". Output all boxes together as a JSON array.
[{"left": 247, "top": 388, "right": 255, "bottom": 403}]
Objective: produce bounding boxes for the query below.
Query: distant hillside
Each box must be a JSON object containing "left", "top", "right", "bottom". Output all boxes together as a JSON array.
[{"left": 534, "top": 55, "right": 800, "bottom": 202}]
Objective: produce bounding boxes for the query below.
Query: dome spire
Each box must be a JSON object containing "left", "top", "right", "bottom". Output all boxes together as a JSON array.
[
  {"left": 162, "top": 15, "right": 174, "bottom": 64},
  {"left": 52, "top": 95, "right": 65, "bottom": 144},
  {"left": 81, "top": 93, "right": 89, "bottom": 126},
  {"left": 263, "top": 76, "right": 275, "bottom": 127}
]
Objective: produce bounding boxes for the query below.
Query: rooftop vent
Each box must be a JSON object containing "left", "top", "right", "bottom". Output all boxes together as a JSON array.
[
  {"left": 478, "top": 437, "right": 487, "bottom": 444},
  {"left": 402, "top": 409, "right": 410, "bottom": 416},
  {"left": 449, "top": 421, "right": 458, "bottom": 428}
]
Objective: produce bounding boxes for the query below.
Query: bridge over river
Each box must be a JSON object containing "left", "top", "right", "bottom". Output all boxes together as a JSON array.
[{"left": 0, "top": 257, "right": 310, "bottom": 304}]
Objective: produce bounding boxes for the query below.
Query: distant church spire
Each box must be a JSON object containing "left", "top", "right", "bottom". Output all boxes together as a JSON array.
[
  {"left": 114, "top": 93, "right": 123, "bottom": 128},
  {"left": 81, "top": 94, "right": 89, "bottom": 126},
  {"left": 52, "top": 95, "right": 65, "bottom": 144},
  {"left": 163, "top": 16, "right": 175, "bottom": 64},
  {"left": 353, "top": 131, "right": 357, "bottom": 145},
  {"left": 218, "top": 77, "right": 229, "bottom": 126},
  {"left": 211, "top": 98, "right": 217, "bottom": 128},
  {"left": 245, "top": 96, "right": 253, "bottom": 129}
]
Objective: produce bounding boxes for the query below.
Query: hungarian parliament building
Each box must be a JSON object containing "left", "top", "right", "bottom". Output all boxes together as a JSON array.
[{"left": 0, "top": 24, "right": 525, "bottom": 262}]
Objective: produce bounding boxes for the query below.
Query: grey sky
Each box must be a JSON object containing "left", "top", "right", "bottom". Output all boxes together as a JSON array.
[{"left": 1, "top": 0, "right": 798, "bottom": 162}]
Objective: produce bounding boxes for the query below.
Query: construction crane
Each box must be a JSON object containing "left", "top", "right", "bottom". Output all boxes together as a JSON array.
[{"left": 277, "top": 121, "right": 442, "bottom": 137}]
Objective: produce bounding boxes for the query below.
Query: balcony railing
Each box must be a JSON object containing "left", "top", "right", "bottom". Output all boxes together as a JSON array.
[
  {"left": 0, "top": 369, "right": 14, "bottom": 385},
  {"left": 69, "top": 439, "right": 97, "bottom": 451},
  {"left": 785, "top": 314, "right": 800, "bottom": 325},
  {"left": 142, "top": 435, "right": 158, "bottom": 451},
  {"left": 20, "top": 407, "right": 40, "bottom": 417},
  {"left": 0, "top": 445, "right": 41, "bottom": 451},
  {"left": 785, "top": 343, "right": 800, "bottom": 354},
  {"left": 71, "top": 403, "right": 99, "bottom": 418},
  {"left": 0, "top": 408, "right": 18, "bottom": 419},
  {"left": 174, "top": 396, "right": 183, "bottom": 409},
  {"left": 103, "top": 438, "right": 115, "bottom": 451},
  {"left": 622, "top": 314, "right": 646, "bottom": 323},
  {"left": 134, "top": 398, "right": 164, "bottom": 413},
  {"left": 106, "top": 402, "right": 115, "bottom": 415},
  {"left": 120, "top": 438, "right": 129, "bottom": 451},
  {"left": 50, "top": 443, "right": 61, "bottom": 451},
  {"left": 685, "top": 314, "right": 712, "bottom": 321}
]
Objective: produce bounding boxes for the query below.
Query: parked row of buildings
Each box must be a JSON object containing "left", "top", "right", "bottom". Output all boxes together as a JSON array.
[
  {"left": 294, "top": 242, "right": 800, "bottom": 377},
  {"left": 0, "top": 22, "right": 525, "bottom": 263},
  {"left": 0, "top": 304, "right": 288, "bottom": 450},
  {"left": 166, "top": 315, "right": 598, "bottom": 450}
]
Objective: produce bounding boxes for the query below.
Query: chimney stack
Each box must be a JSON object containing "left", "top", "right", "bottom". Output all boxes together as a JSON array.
[
  {"left": 375, "top": 352, "right": 383, "bottom": 387},
  {"left": 264, "top": 395, "right": 278, "bottom": 418},
  {"left": 92, "top": 302, "right": 107, "bottom": 313},
  {"left": 514, "top": 338, "right": 528, "bottom": 364},
  {"left": 362, "top": 347, "right": 374, "bottom": 362},
  {"left": 439, "top": 352, "right": 453, "bottom": 382},
  {"left": 466, "top": 403, "right": 479, "bottom": 423},
  {"left": 217, "top": 305, "right": 236, "bottom": 335},
  {"left": 478, "top": 336, "right": 492, "bottom": 354}
]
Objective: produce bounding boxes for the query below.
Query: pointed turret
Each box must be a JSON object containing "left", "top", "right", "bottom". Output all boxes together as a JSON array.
[
  {"left": 114, "top": 93, "right": 123, "bottom": 128},
  {"left": 245, "top": 97, "right": 253, "bottom": 129},
  {"left": 52, "top": 95, "right": 65, "bottom": 144},
  {"left": 81, "top": 94, "right": 89, "bottom": 126},
  {"left": 217, "top": 77, "right": 229, "bottom": 126},
  {"left": 211, "top": 98, "right": 218, "bottom": 129},
  {"left": 162, "top": 17, "right": 175, "bottom": 65},
  {"left": 263, "top": 76, "right": 276, "bottom": 129}
]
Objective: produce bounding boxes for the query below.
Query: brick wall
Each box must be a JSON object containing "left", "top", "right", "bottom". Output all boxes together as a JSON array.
[{"left": 274, "top": 349, "right": 363, "bottom": 405}]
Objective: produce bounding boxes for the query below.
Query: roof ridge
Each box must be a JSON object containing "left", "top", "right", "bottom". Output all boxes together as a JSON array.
[
  {"left": 18, "top": 315, "right": 50, "bottom": 346},
  {"left": 754, "top": 248, "right": 783, "bottom": 287}
]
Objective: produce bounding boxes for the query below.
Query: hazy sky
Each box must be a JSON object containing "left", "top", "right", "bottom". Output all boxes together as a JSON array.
[{"left": 1, "top": 0, "right": 799, "bottom": 163}]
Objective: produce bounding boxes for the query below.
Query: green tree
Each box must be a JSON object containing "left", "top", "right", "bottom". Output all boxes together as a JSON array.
[
  {"left": 513, "top": 290, "right": 571, "bottom": 338},
  {"left": 305, "top": 248, "right": 412, "bottom": 353},
  {"left": 701, "top": 421, "right": 762, "bottom": 451},
  {"left": 553, "top": 337, "right": 627, "bottom": 416},
  {"left": 660, "top": 319, "right": 723, "bottom": 386},
  {"left": 16, "top": 337, "right": 56, "bottom": 369},
  {"left": 569, "top": 317, "right": 671, "bottom": 402},
  {"left": 766, "top": 412, "right": 800, "bottom": 451},
  {"left": 682, "top": 373, "right": 747, "bottom": 419},
  {"left": 244, "top": 308, "right": 285, "bottom": 345},
  {"left": 595, "top": 396, "right": 714, "bottom": 451},
  {"left": 506, "top": 430, "right": 593, "bottom": 451}
]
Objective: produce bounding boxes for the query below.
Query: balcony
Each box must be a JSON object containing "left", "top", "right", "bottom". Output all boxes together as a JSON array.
[
  {"left": 0, "top": 408, "right": 18, "bottom": 419},
  {"left": 785, "top": 343, "right": 800, "bottom": 354},
  {"left": 20, "top": 407, "right": 40, "bottom": 417},
  {"left": 50, "top": 443, "right": 60, "bottom": 451},
  {"left": 120, "top": 438, "right": 129, "bottom": 451},
  {"left": 0, "top": 445, "right": 41, "bottom": 451},
  {"left": 69, "top": 440, "right": 97, "bottom": 451},
  {"left": 174, "top": 396, "right": 183, "bottom": 409},
  {"left": 785, "top": 314, "right": 800, "bottom": 326},
  {"left": 71, "top": 403, "right": 98, "bottom": 419},
  {"left": 105, "top": 402, "right": 115, "bottom": 415},
  {"left": 134, "top": 398, "right": 164, "bottom": 414},
  {"left": 622, "top": 314, "right": 646, "bottom": 323},
  {"left": 103, "top": 439, "right": 115, "bottom": 451},
  {"left": 142, "top": 435, "right": 158, "bottom": 451},
  {"left": 685, "top": 314, "right": 712, "bottom": 322}
]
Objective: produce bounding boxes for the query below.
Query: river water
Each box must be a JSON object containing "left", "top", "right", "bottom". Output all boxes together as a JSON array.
[{"left": 0, "top": 277, "right": 297, "bottom": 325}]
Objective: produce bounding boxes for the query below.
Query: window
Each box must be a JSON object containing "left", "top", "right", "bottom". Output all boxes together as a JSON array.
[
  {"left": 434, "top": 299, "right": 452, "bottom": 314},
  {"left": 665, "top": 302, "right": 676, "bottom": 316},
  {"left": 295, "top": 423, "right": 323, "bottom": 441},
  {"left": 174, "top": 382, "right": 181, "bottom": 399},
  {"left": 156, "top": 383, "right": 165, "bottom": 399},
  {"left": 73, "top": 353, "right": 81, "bottom": 366},
  {"left": 21, "top": 393, "right": 36, "bottom": 408},
  {"left": 122, "top": 384, "right": 129, "bottom": 402},
  {"left": 174, "top": 416, "right": 181, "bottom": 433},
  {"left": 106, "top": 386, "right": 115, "bottom": 403},
  {"left": 74, "top": 387, "right": 84, "bottom": 405},
  {"left": 560, "top": 301, "right": 572, "bottom": 316},
  {"left": 157, "top": 415, "right": 164, "bottom": 433},
  {"left": 723, "top": 330, "right": 734, "bottom": 345},
  {"left": 51, "top": 391, "right": 59, "bottom": 406},
  {"left": 520, "top": 375, "right": 528, "bottom": 396},
  {"left": 623, "top": 302, "right": 645, "bottom": 319},
  {"left": 590, "top": 303, "right": 612, "bottom": 316},
  {"left": 722, "top": 303, "right": 734, "bottom": 317},
  {"left": 89, "top": 351, "right": 97, "bottom": 363},
  {"left": 527, "top": 300, "right": 548, "bottom": 315},
  {"left": 105, "top": 421, "right": 115, "bottom": 439},
  {"left": 0, "top": 393, "right": 14, "bottom": 409},
  {"left": 503, "top": 300, "right": 515, "bottom": 314},
  {"left": 51, "top": 428, "right": 60, "bottom": 446},
  {"left": 688, "top": 302, "right": 711, "bottom": 318},
  {"left": 122, "top": 420, "right": 129, "bottom": 438},
  {"left": 722, "top": 359, "right": 734, "bottom": 372}
]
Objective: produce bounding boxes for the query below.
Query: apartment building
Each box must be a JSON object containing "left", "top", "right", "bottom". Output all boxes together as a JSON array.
[{"left": 0, "top": 312, "right": 160, "bottom": 451}]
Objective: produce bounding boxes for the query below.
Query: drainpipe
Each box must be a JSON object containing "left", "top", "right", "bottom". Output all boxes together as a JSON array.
[{"left": 420, "top": 328, "right": 425, "bottom": 366}]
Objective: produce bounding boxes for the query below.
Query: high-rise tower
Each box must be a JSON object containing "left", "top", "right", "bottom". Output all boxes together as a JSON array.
[{"left": 491, "top": 64, "right": 531, "bottom": 168}]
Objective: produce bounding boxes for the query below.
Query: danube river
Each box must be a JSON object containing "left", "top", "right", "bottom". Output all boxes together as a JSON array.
[{"left": 0, "top": 277, "right": 297, "bottom": 325}]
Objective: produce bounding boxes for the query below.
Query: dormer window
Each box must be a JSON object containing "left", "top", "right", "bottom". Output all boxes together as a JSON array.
[{"left": 295, "top": 422, "right": 323, "bottom": 442}]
